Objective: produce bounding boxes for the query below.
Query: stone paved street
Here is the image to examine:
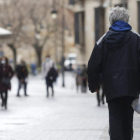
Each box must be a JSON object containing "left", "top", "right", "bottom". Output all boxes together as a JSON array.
[{"left": 0, "top": 72, "right": 139, "bottom": 140}]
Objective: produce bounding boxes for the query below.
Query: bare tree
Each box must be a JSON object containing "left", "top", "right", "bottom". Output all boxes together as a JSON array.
[
  {"left": 0, "top": 0, "right": 31, "bottom": 68},
  {"left": 0, "top": 0, "right": 74, "bottom": 68},
  {"left": 25, "top": 0, "right": 54, "bottom": 67},
  {"left": 0, "top": 0, "right": 54, "bottom": 68}
]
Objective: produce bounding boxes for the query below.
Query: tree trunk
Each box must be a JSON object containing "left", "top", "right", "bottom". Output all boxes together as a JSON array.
[
  {"left": 35, "top": 46, "right": 43, "bottom": 68},
  {"left": 8, "top": 44, "right": 17, "bottom": 69}
]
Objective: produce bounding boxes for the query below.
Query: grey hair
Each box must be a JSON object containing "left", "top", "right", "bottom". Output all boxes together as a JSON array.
[{"left": 109, "top": 6, "right": 129, "bottom": 25}]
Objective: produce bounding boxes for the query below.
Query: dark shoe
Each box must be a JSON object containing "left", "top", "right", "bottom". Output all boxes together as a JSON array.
[
  {"left": 5, "top": 105, "right": 7, "bottom": 109},
  {"left": 102, "top": 100, "right": 105, "bottom": 105},
  {"left": 24, "top": 94, "right": 29, "bottom": 97},
  {"left": 98, "top": 103, "right": 100, "bottom": 107},
  {"left": 47, "top": 93, "right": 49, "bottom": 98},
  {"left": 17, "top": 94, "right": 20, "bottom": 97}
]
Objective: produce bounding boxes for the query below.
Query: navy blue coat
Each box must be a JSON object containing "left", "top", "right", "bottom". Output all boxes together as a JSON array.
[{"left": 87, "top": 20, "right": 140, "bottom": 102}]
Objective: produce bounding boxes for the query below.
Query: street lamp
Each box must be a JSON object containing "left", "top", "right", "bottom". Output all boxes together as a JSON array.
[
  {"left": 51, "top": 10, "right": 57, "bottom": 19},
  {"left": 51, "top": 0, "right": 58, "bottom": 19}
]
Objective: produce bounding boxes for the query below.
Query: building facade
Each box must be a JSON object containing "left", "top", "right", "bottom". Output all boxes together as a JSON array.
[{"left": 70, "top": 0, "right": 140, "bottom": 64}]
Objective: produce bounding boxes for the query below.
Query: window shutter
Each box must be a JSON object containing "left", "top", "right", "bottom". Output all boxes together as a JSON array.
[
  {"left": 75, "top": 13, "right": 80, "bottom": 44},
  {"left": 69, "top": 0, "right": 75, "bottom": 5},
  {"left": 95, "top": 7, "right": 105, "bottom": 42},
  {"left": 95, "top": 8, "right": 100, "bottom": 42}
]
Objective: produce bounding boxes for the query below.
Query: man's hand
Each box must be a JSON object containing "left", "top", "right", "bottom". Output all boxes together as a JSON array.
[{"left": 95, "top": 89, "right": 99, "bottom": 92}]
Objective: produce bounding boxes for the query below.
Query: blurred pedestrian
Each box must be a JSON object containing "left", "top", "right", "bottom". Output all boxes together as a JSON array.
[
  {"left": 81, "top": 64, "right": 87, "bottom": 93},
  {"left": 88, "top": 7, "right": 140, "bottom": 140},
  {"left": 0, "top": 56, "right": 14, "bottom": 109},
  {"left": 97, "top": 75, "right": 105, "bottom": 106},
  {"left": 46, "top": 64, "right": 58, "bottom": 97},
  {"left": 30, "top": 63, "right": 37, "bottom": 75},
  {"left": 42, "top": 55, "right": 54, "bottom": 97},
  {"left": 97, "top": 90, "right": 105, "bottom": 106},
  {"left": 75, "top": 65, "right": 82, "bottom": 93},
  {"left": 16, "top": 60, "right": 28, "bottom": 97}
]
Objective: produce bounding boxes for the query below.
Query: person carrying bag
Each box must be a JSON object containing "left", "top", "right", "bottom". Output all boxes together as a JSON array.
[
  {"left": 87, "top": 7, "right": 140, "bottom": 140},
  {"left": 0, "top": 56, "right": 14, "bottom": 109}
]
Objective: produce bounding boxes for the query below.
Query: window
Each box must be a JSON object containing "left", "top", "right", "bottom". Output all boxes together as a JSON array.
[
  {"left": 69, "top": 0, "right": 75, "bottom": 5},
  {"left": 74, "top": 12, "right": 85, "bottom": 46},
  {"left": 95, "top": 7, "right": 105, "bottom": 42}
]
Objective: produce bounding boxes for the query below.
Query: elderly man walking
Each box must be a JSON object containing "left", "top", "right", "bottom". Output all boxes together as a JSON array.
[{"left": 88, "top": 7, "right": 140, "bottom": 140}]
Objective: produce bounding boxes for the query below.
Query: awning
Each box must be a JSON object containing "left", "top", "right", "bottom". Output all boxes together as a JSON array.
[{"left": 0, "top": 27, "right": 12, "bottom": 44}]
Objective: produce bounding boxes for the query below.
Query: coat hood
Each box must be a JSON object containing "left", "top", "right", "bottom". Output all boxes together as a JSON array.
[
  {"left": 105, "top": 21, "right": 131, "bottom": 51},
  {"left": 110, "top": 20, "right": 132, "bottom": 32}
]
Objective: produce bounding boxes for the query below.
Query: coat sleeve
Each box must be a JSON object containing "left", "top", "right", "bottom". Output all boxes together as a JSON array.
[
  {"left": 87, "top": 43, "right": 103, "bottom": 93},
  {"left": 9, "top": 66, "right": 14, "bottom": 79}
]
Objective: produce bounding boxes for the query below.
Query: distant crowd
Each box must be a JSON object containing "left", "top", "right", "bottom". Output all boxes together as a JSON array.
[{"left": 0, "top": 55, "right": 105, "bottom": 110}]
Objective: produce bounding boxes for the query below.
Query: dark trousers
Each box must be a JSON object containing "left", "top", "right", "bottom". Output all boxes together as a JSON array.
[
  {"left": 82, "top": 79, "right": 87, "bottom": 93},
  {"left": 17, "top": 80, "right": 27, "bottom": 95},
  {"left": 46, "top": 79, "right": 54, "bottom": 97},
  {"left": 0, "top": 90, "right": 8, "bottom": 106},
  {"left": 97, "top": 91, "right": 105, "bottom": 106},
  {"left": 108, "top": 97, "right": 135, "bottom": 140}
]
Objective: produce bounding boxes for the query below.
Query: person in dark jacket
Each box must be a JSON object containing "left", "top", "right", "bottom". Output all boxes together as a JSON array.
[
  {"left": 0, "top": 56, "right": 14, "bottom": 109},
  {"left": 81, "top": 64, "right": 87, "bottom": 93},
  {"left": 75, "top": 65, "right": 82, "bottom": 93},
  {"left": 16, "top": 60, "right": 28, "bottom": 97},
  {"left": 88, "top": 7, "right": 140, "bottom": 140},
  {"left": 46, "top": 65, "right": 58, "bottom": 97}
]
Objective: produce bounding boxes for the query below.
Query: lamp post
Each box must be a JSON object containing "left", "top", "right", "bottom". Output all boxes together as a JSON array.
[
  {"left": 51, "top": 0, "right": 65, "bottom": 87},
  {"left": 51, "top": 0, "right": 57, "bottom": 19},
  {"left": 61, "top": 0, "right": 65, "bottom": 87},
  {"left": 51, "top": 0, "right": 58, "bottom": 64},
  {"left": 51, "top": 10, "right": 57, "bottom": 19}
]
